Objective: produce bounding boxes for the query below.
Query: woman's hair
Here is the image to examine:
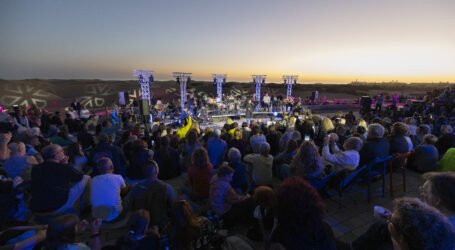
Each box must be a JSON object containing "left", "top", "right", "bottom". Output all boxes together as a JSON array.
[
  {"left": 390, "top": 197, "right": 455, "bottom": 250},
  {"left": 391, "top": 122, "right": 410, "bottom": 136},
  {"left": 423, "top": 134, "right": 438, "bottom": 145},
  {"left": 217, "top": 164, "right": 235, "bottom": 177},
  {"left": 321, "top": 118, "right": 334, "bottom": 132},
  {"left": 57, "top": 125, "right": 69, "bottom": 140},
  {"left": 234, "top": 128, "right": 242, "bottom": 140},
  {"left": 116, "top": 209, "right": 155, "bottom": 250},
  {"left": 290, "top": 141, "right": 321, "bottom": 175},
  {"left": 358, "top": 119, "right": 367, "bottom": 129},
  {"left": 131, "top": 139, "right": 147, "bottom": 152},
  {"left": 169, "top": 200, "right": 204, "bottom": 250},
  {"left": 276, "top": 177, "right": 326, "bottom": 231},
  {"left": 66, "top": 142, "right": 83, "bottom": 164},
  {"left": 45, "top": 214, "right": 79, "bottom": 249},
  {"left": 285, "top": 139, "right": 298, "bottom": 154},
  {"left": 191, "top": 147, "right": 210, "bottom": 168},
  {"left": 133, "top": 123, "right": 141, "bottom": 132},
  {"left": 186, "top": 129, "right": 198, "bottom": 145},
  {"left": 254, "top": 186, "right": 277, "bottom": 210}
]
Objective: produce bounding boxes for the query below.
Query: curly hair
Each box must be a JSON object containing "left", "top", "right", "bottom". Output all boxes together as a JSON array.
[
  {"left": 276, "top": 177, "right": 326, "bottom": 231},
  {"left": 391, "top": 122, "right": 410, "bottom": 136},
  {"left": 391, "top": 197, "right": 455, "bottom": 250},
  {"left": 321, "top": 117, "right": 334, "bottom": 132},
  {"left": 191, "top": 147, "right": 210, "bottom": 168},
  {"left": 290, "top": 141, "right": 322, "bottom": 176}
]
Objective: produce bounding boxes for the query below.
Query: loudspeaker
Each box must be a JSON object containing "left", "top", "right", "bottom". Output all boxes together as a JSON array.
[{"left": 139, "top": 99, "right": 150, "bottom": 116}]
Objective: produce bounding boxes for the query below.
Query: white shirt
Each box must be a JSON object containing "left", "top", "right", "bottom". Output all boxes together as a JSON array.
[
  {"left": 91, "top": 174, "right": 126, "bottom": 221},
  {"left": 322, "top": 144, "right": 360, "bottom": 171},
  {"left": 263, "top": 95, "right": 271, "bottom": 104},
  {"left": 80, "top": 109, "right": 90, "bottom": 119}
]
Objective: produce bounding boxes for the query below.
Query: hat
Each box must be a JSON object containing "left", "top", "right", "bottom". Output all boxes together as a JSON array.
[{"left": 214, "top": 128, "right": 221, "bottom": 137}]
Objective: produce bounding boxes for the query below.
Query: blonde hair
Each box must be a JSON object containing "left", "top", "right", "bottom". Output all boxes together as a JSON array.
[
  {"left": 321, "top": 118, "right": 334, "bottom": 131},
  {"left": 358, "top": 119, "right": 367, "bottom": 129}
]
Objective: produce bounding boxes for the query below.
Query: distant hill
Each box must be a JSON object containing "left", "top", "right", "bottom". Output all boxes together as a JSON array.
[{"left": 0, "top": 79, "right": 446, "bottom": 111}]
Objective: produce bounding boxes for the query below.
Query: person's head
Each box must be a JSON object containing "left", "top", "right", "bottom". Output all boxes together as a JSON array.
[
  {"left": 422, "top": 134, "right": 438, "bottom": 145},
  {"left": 441, "top": 124, "right": 453, "bottom": 134},
  {"left": 213, "top": 128, "right": 221, "bottom": 138},
  {"left": 321, "top": 117, "right": 334, "bottom": 131},
  {"left": 128, "top": 209, "right": 150, "bottom": 237},
  {"left": 391, "top": 122, "right": 410, "bottom": 136},
  {"left": 97, "top": 157, "right": 114, "bottom": 174},
  {"left": 66, "top": 142, "right": 83, "bottom": 164},
  {"left": 41, "top": 144, "right": 66, "bottom": 163},
  {"left": 356, "top": 125, "right": 367, "bottom": 135},
  {"left": 97, "top": 133, "right": 109, "bottom": 144},
  {"left": 253, "top": 125, "right": 261, "bottom": 135},
  {"left": 358, "top": 119, "right": 367, "bottom": 129},
  {"left": 285, "top": 139, "right": 298, "bottom": 153},
  {"left": 421, "top": 172, "right": 455, "bottom": 214},
  {"left": 227, "top": 147, "right": 241, "bottom": 163},
  {"left": 254, "top": 186, "right": 277, "bottom": 210},
  {"left": 388, "top": 197, "right": 455, "bottom": 250},
  {"left": 367, "top": 123, "right": 385, "bottom": 139},
  {"left": 7, "top": 142, "right": 26, "bottom": 157},
  {"left": 416, "top": 125, "right": 430, "bottom": 135},
  {"left": 259, "top": 142, "right": 270, "bottom": 157},
  {"left": 133, "top": 123, "right": 141, "bottom": 132},
  {"left": 276, "top": 177, "right": 326, "bottom": 230},
  {"left": 292, "top": 141, "right": 321, "bottom": 171},
  {"left": 45, "top": 214, "right": 80, "bottom": 249},
  {"left": 191, "top": 147, "right": 210, "bottom": 168},
  {"left": 217, "top": 164, "right": 235, "bottom": 182},
  {"left": 186, "top": 129, "right": 198, "bottom": 145},
  {"left": 343, "top": 137, "right": 363, "bottom": 151},
  {"left": 143, "top": 160, "right": 159, "bottom": 181},
  {"left": 233, "top": 128, "right": 242, "bottom": 140}
]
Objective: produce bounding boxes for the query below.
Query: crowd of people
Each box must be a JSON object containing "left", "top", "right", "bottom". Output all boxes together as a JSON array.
[{"left": 0, "top": 85, "right": 455, "bottom": 250}]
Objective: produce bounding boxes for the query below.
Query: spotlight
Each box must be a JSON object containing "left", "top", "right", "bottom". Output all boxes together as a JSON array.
[
  {"left": 223, "top": 78, "right": 226, "bottom": 84},
  {"left": 213, "top": 78, "right": 217, "bottom": 84},
  {"left": 284, "top": 79, "right": 287, "bottom": 84},
  {"left": 187, "top": 77, "right": 191, "bottom": 84},
  {"left": 294, "top": 79, "right": 297, "bottom": 84},
  {"left": 262, "top": 79, "right": 266, "bottom": 84},
  {"left": 273, "top": 112, "right": 278, "bottom": 117},
  {"left": 176, "top": 77, "right": 180, "bottom": 83},
  {"left": 149, "top": 75, "right": 154, "bottom": 83}
]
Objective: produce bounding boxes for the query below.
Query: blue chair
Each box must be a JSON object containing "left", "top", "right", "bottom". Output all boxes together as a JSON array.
[{"left": 331, "top": 155, "right": 392, "bottom": 205}]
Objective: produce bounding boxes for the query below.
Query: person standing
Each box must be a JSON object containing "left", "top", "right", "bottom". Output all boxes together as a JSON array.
[
  {"left": 70, "top": 98, "right": 81, "bottom": 115},
  {"left": 375, "top": 94, "right": 383, "bottom": 113},
  {"left": 246, "top": 99, "right": 254, "bottom": 126}
]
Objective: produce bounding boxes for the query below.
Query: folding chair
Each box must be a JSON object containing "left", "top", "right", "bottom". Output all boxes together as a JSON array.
[
  {"left": 332, "top": 155, "right": 392, "bottom": 205},
  {"left": 388, "top": 151, "right": 413, "bottom": 197}
]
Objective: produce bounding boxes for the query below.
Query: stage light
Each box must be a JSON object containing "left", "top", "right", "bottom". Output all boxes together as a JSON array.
[
  {"left": 262, "top": 79, "right": 266, "bottom": 84},
  {"left": 139, "top": 75, "right": 143, "bottom": 82},
  {"left": 187, "top": 77, "right": 191, "bottom": 84},
  {"left": 176, "top": 77, "right": 180, "bottom": 83},
  {"left": 213, "top": 78, "right": 217, "bottom": 84},
  {"left": 294, "top": 79, "right": 297, "bottom": 84},
  {"left": 273, "top": 112, "right": 278, "bottom": 117},
  {"left": 284, "top": 79, "right": 287, "bottom": 84},
  {"left": 149, "top": 75, "right": 154, "bottom": 83},
  {"left": 223, "top": 78, "right": 226, "bottom": 84}
]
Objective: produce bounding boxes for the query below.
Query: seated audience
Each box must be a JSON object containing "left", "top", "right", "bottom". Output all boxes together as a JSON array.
[
  {"left": 115, "top": 209, "right": 160, "bottom": 249},
  {"left": 435, "top": 124, "right": 455, "bottom": 159},
  {"left": 127, "top": 160, "right": 175, "bottom": 230},
  {"left": 44, "top": 214, "right": 101, "bottom": 250},
  {"left": 388, "top": 198, "right": 455, "bottom": 250},
  {"left": 358, "top": 123, "right": 390, "bottom": 169},
  {"left": 227, "top": 147, "right": 248, "bottom": 193},
  {"left": 244, "top": 142, "right": 274, "bottom": 186},
  {"left": 283, "top": 141, "right": 323, "bottom": 179},
  {"left": 247, "top": 186, "right": 278, "bottom": 247},
  {"left": 205, "top": 129, "right": 228, "bottom": 168},
  {"left": 91, "top": 157, "right": 127, "bottom": 222},
  {"left": 408, "top": 134, "right": 438, "bottom": 173},
  {"left": 89, "top": 133, "right": 127, "bottom": 176},
  {"left": 182, "top": 147, "right": 213, "bottom": 200},
  {"left": 30, "top": 144, "right": 90, "bottom": 214},
  {"left": 154, "top": 135, "right": 180, "bottom": 180},
  {"left": 3, "top": 142, "right": 38, "bottom": 181},
  {"left": 209, "top": 164, "right": 254, "bottom": 228},
  {"left": 322, "top": 136, "right": 363, "bottom": 172},
  {"left": 271, "top": 176, "right": 337, "bottom": 249}
]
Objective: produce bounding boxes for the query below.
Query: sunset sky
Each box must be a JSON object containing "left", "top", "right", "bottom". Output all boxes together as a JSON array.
[{"left": 1, "top": 0, "right": 454, "bottom": 83}]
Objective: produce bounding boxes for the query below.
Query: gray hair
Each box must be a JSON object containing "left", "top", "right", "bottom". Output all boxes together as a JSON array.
[
  {"left": 391, "top": 197, "right": 455, "bottom": 250},
  {"left": 227, "top": 147, "right": 241, "bottom": 162},
  {"left": 343, "top": 137, "right": 363, "bottom": 151},
  {"left": 41, "top": 144, "right": 62, "bottom": 160},
  {"left": 259, "top": 142, "right": 270, "bottom": 157},
  {"left": 368, "top": 123, "right": 385, "bottom": 138}
]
